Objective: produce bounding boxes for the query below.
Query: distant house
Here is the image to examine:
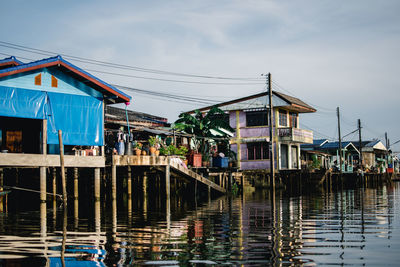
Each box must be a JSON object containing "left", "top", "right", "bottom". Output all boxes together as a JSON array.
[
  {"left": 318, "top": 141, "right": 359, "bottom": 173},
  {"left": 0, "top": 56, "right": 131, "bottom": 154},
  {"left": 186, "top": 91, "right": 316, "bottom": 171},
  {"left": 352, "top": 140, "right": 387, "bottom": 171},
  {"left": 300, "top": 139, "right": 330, "bottom": 169}
]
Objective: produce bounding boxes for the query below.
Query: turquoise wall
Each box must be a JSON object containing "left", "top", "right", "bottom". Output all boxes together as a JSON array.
[{"left": 0, "top": 68, "right": 102, "bottom": 98}]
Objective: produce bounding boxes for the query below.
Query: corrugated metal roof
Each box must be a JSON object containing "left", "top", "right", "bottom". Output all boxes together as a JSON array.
[
  {"left": 320, "top": 141, "right": 359, "bottom": 153},
  {"left": 0, "top": 56, "right": 23, "bottom": 69},
  {"left": 105, "top": 106, "right": 169, "bottom": 126},
  {"left": 185, "top": 91, "right": 316, "bottom": 114},
  {"left": 0, "top": 55, "right": 131, "bottom": 103}
]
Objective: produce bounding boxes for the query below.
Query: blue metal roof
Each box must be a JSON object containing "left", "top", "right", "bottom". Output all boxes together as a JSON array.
[
  {"left": 0, "top": 55, "right": 131, "bottom": 103},
  {"left": 320, "top": 141, "right": 359, "bottom": 152},
  {"left": 0, "top": 56, "right": 24, "bottom": 65},
  {"left": 313, "top": 139, "right": 329, "bottom": 146}
]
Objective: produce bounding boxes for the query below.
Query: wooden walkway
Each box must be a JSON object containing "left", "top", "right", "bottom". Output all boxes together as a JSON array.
[
  {"left": 111, "top": 155, "right": 226, "bottom": 194},
  {"left": 0, "top": 153, "right": 104, "bottom": 167}
]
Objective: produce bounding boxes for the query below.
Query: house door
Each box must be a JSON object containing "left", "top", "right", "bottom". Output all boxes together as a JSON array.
[
  {"left": 291, "top": 145, "right": 298, "bottom": 169},
  {"left": 6, "top": 130, "right": 22, "bottom": 153},
  {"left": 281, "top": 144, "right": 288, "bottom": 169}
]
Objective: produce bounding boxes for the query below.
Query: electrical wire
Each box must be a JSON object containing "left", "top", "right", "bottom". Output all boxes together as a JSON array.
[
  {"left": 113, "top": 84, "right": 221, "bottom": 105},
  {"left": 0, "top": 40, "right": 263, "bottom": 81},
  {"left": 88, "top": 68, "right": 264, "bottom": 85}
]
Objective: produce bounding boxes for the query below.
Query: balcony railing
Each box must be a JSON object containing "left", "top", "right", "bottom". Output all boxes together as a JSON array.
[{"left": 278, "top": 127, "right": 313, "bottom": 144}]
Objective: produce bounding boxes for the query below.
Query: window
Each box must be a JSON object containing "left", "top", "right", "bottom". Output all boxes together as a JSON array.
[
  {"left": 247, "top": 142, "right": 269, "bottom": 160},
  {"left": 289, "top": 112, "right": 298, "bottom": 128},
  {"left": 51, "top": 75, "right": 58, "bottom": 88},
  {"left": 279, "top": 110, "right": 287, "bottom": 126},
  {"left": 246, "top": 110, "right": 269, "bottom": 127},
  {"left": 34, "top": 74, "right": 41, "bottom": 86}
]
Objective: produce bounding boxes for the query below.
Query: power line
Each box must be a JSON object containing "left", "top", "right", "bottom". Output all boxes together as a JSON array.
[
  {"left": 271, "top": 80, "right": 336, "bottom": 112},
  {"left": 87, "top": 68, "right": 264, "bottom": 85},
  {"left": 300, "top": 122, "right": 334, "bottom": 140},
  {"left": 0, "top": 40, "right": 263, "bottom": 81},
  {"left": 113, "top": 84, "right": 221, "bottom": 105}
]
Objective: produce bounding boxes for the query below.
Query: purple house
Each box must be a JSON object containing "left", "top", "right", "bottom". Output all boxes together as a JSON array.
[{"left": 188, "top": 91, "right": 316, "bottom": 171}]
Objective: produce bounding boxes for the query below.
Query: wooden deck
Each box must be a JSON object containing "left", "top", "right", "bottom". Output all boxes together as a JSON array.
[
  {"left": 0, "top": 153, "right": 105, "bottom": 167},
  {"left": 111, "top": 155, "right": 226, "bottom": 194}
]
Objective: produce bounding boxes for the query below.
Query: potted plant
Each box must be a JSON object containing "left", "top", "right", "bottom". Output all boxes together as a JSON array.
[
  {"left": 228, "top": 150, "right": 237, "bottom": 168},
  {"left": 202, "top": 153, "right": 210, "bottom": 167},
  {"left": 133, "top": 142, "right": 142, "bottom": 156},
  {"left": 148, "top": 136, "right": 158, "bottom": 156}
]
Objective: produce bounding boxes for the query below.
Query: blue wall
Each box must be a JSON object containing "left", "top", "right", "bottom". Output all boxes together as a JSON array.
[{"left": 0, "top": 68, "right": 104, "bottom": 146}]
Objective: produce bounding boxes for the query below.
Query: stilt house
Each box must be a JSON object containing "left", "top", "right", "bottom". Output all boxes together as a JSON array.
[
  {"left": 0, "top": 56, "right": 131, "bottom": 155},
  {"left": 186, "top": 91, "right": 316, "bottom": 171}
]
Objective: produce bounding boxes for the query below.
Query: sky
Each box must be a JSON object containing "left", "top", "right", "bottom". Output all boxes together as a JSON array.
[{"left": 1, "top": 0, "right": 400, "bottom": 150}]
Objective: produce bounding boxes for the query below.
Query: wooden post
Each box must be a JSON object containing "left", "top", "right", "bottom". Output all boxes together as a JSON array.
[
  {"left": 94, "top": 168, "right": 100, "bottom": 201},
  {"left": 358, "top": 119, "right": 363, "bottom": 168},
  {"left": 166, "top": 158, "right": 171, "bottom": 229},
  {"left": 337, "top": 107, "right": 343, "bottom": 175},
  {"left": 166, "top": 160, "right": 171, "bottom": 201},
  {"left": 40, "top": 167, "right": 46, "bottom": 202},
  {"left": 74, "top": 198, "right": 79, "bottom": 229},
  {"left": 40, "top": 202, "right": 47, "bottom": 237},
  {"left": 42, "top": 119, "right": 47, "bottom": 155},
  {"left": 52, "top": 168, "right": 57, "bottom": 201},
  {"left": 112, "top": 159, "right": 117, "bottom": 200},
  {"left": 0, "top": 168, "right": 3, "bottom": 191},
  {"left": 95, "top": 199, "right": 101, "bottom": 233},
  {"left": 40, "top": 120, "right": 48, "bottom": 203},
  {"left": 73, "top": 168, "right": 78, "bottom": 200},
  {"left": 267, "top": 73, "right": 275, "bottom": 188},
  {"left": 143, "top": 173, "right": 148, "bottom": 219},
  {"left": 127, "top": 166, "right": 132, "bottom": 197},
  {"left": 58, "top": 130, "right": 67, "bottom": 207}
]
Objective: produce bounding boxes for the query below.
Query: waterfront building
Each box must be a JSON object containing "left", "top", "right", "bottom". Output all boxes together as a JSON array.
[
  {"left": 0, "top": 56, "right": 131, "bottom": 155},
  {"left": 186, "top": 91, "right": 316, "bottom": 171}
]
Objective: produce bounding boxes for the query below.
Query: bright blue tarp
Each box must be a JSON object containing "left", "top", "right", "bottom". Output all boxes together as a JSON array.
[{"left": 0, "top": 86, "right": 104, "bottom": 146}]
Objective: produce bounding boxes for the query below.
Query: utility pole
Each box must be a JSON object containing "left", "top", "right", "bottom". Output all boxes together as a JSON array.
[
  {"left": 337, "top": 107, "right": 343, "bottom": 175},
  {"left": 385, "top": 132, "right": 388, "bottom": 149},
  {"left": 267, "top": 73, "right": 275, "bottom": 188},
  {"left": 358, "top": 119, "right": 363, "bottom": 168}
]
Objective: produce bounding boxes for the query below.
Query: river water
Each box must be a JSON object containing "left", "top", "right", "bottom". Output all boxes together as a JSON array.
[{"left": 0, "top": 178, "right": 399, "bottom": 266}]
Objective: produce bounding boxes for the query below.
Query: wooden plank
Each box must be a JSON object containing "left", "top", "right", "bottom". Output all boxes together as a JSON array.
[
  {"left": 0, "top": 153, "right": 105, "bottom": 167},
  {"left": 113, "top": 155, "right": 169, "bottom": 166},
  {"left": 169, "top": 160, "right": 226, "bottom": 193}
]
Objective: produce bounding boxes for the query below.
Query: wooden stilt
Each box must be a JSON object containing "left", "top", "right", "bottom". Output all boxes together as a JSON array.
[
  {"left": 73, "top": 168, "right": 78, "bottom": 200},
  {"left": 143, "top": 173, "right": 148, "bottom": 218},
  {"left": 52, "top": 168, "right": 57, "bottom": 201},
  {"left": 166, "top": 159, "right": 171, "bottom": 230},
  {"left": 40, "top": 202, "right": 47, "bottom": 237},
  {"left": 40, "top": 166, "right": 46, "bottom": 202},
  {"left": 0, "top": 168, "right": 3, "bottom": 191},
  {"left": 74, "top": 198, "right": 79, "bottom": 229},
  {"left": 127, "top": 166, "right": 132, "bottom": 197},
  {"left": 94, "top": 168, "right": 100, "bottom": 201},
  {"left": 112, "top": 162, "right": 117, "bottom": 200}
]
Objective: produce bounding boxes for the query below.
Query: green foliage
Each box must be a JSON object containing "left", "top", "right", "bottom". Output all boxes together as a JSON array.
[
  {"left": 311, "top": 155, "right": 321, "bottom": 169},
  {"left": 174, "top": 106, "right": 233, "bottom": 155},
  {"left": 148, "top": 136, "right": 157, "bottom": 147},
  {"left": 159, "top": 146, "right": 167, "bottom": 156},
  {"left": 159, "top": 145, "right": 188, "bottom": 159},
  {"left": 133, "top": 142, "right": 142, "bottom": 150}
]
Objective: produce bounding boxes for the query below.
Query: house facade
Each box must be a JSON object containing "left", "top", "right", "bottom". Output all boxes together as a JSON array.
[
  {"left": 0, "top": 56, "right": 131, "bottom": 154},
  {"left": 187, "top": 91, "right": 316, "bottom": 171}
]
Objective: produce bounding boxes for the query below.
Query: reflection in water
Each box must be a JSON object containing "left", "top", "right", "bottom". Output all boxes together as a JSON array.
[{"left": 0, "top": 174, "right": 399, "bottom": 265}]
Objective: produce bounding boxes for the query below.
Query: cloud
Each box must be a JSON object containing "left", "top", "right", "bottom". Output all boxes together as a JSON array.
[{"left": 1, "top": 0, "right": 400, "bottom": 141}]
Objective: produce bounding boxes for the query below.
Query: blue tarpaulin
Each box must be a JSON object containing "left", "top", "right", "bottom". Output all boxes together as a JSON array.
[{"left": 0, "top": 86, "right": 104, "bottom": 146}]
